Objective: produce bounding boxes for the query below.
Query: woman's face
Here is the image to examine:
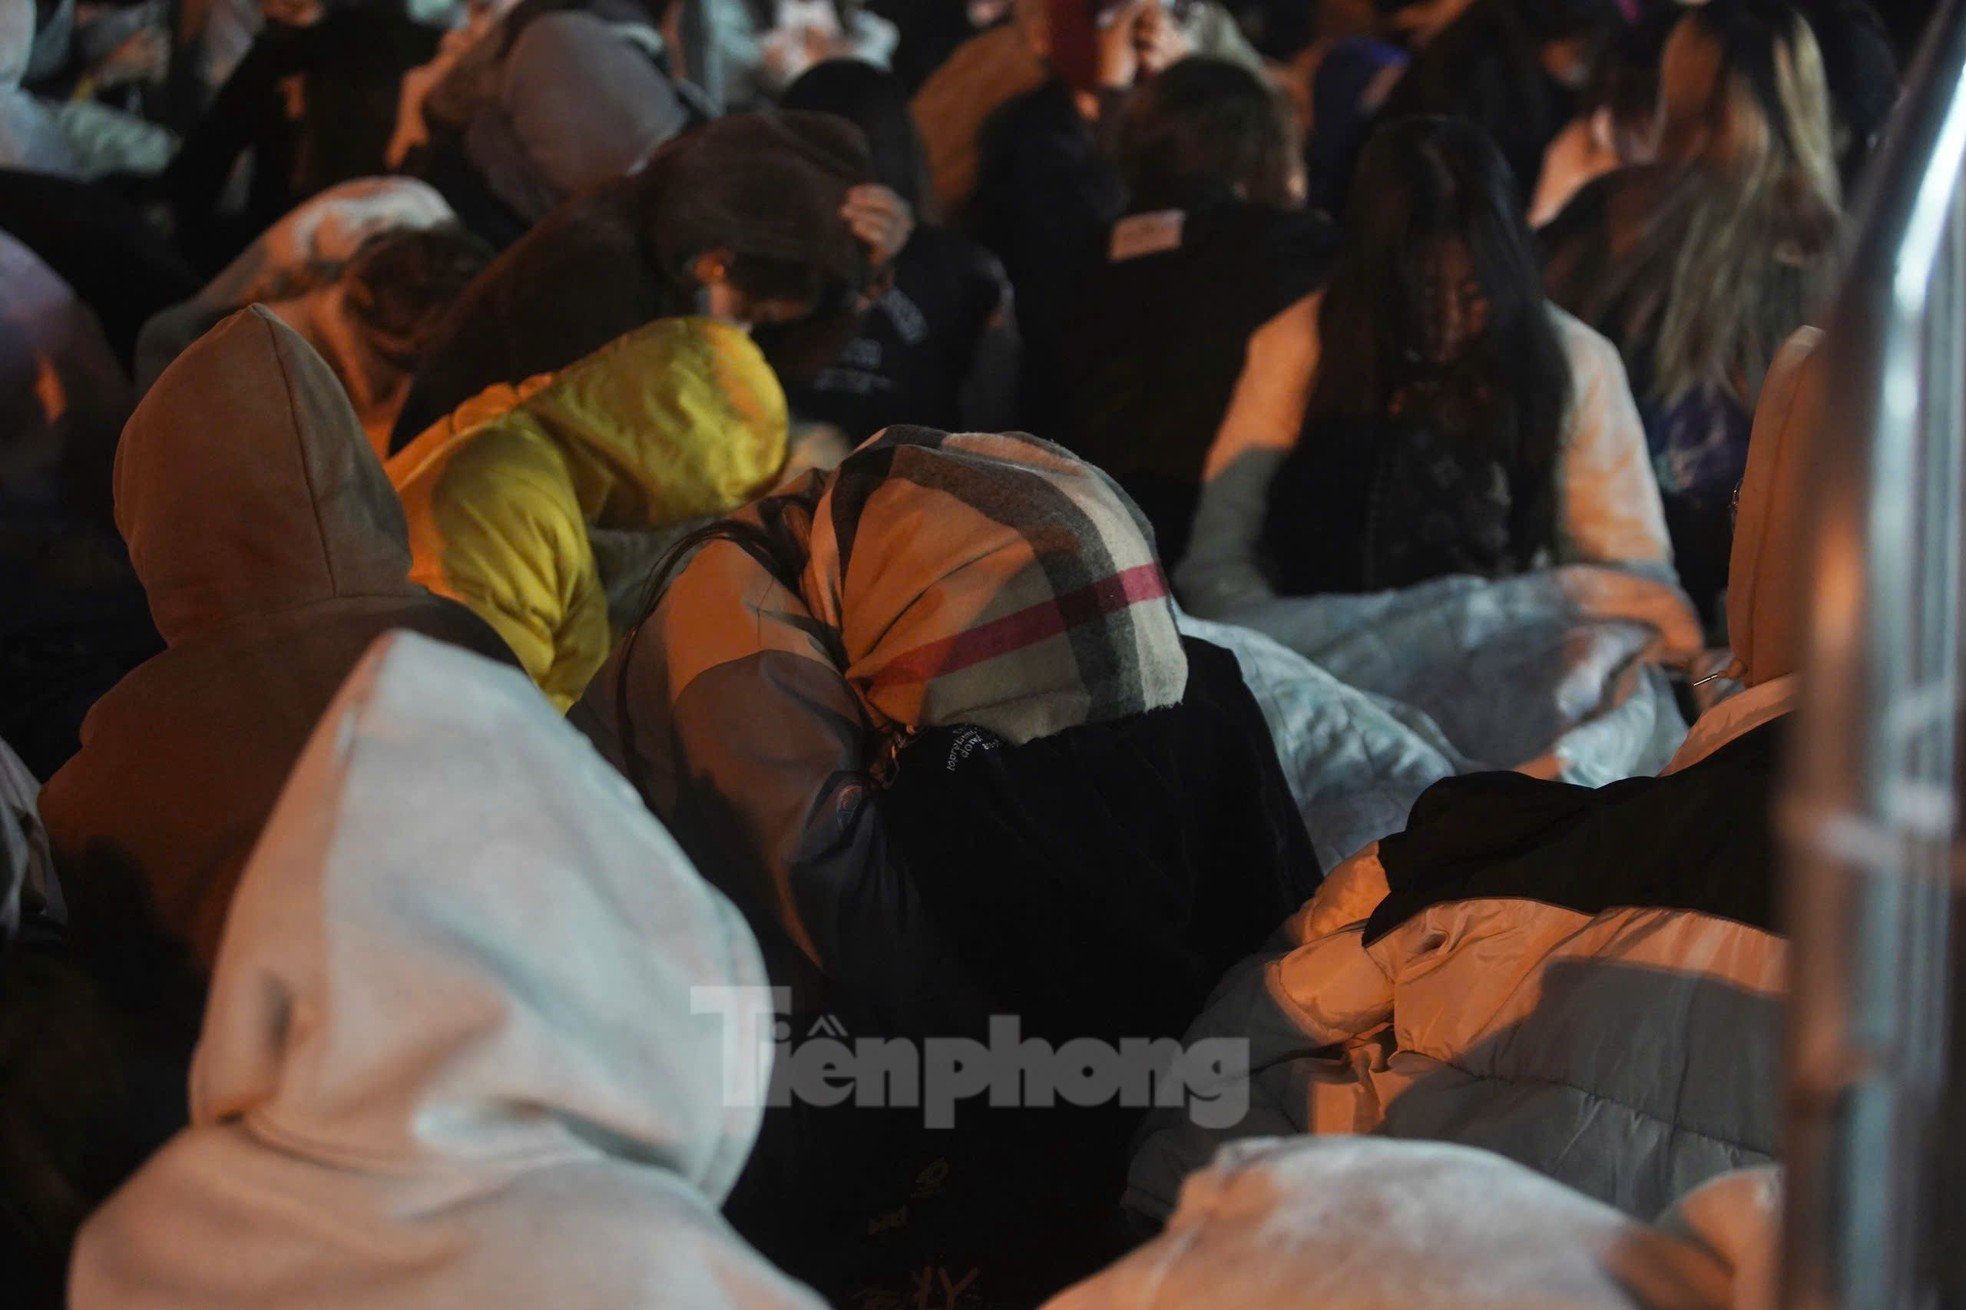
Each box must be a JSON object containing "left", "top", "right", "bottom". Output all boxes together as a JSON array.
[{"left": 1412, "top": 237, "right": 1490, "bottom": 366}]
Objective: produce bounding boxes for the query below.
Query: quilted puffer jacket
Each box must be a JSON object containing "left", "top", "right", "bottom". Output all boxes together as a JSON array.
[{"left": 388, "top": 316, "right": 787, "bottom": 707}]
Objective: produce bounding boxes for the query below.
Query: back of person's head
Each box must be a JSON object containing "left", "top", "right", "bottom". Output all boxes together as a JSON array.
[
  {"left": 68, "top": 631, "right": 801, "bottom": 1310},
  {"left": 116, "top": 307, "right": 417, "bottom": 645},
  {"left": 1640, "top": 0, "right": 1840, "bottom": 402},
  {"left": 1116, "top": 56, "right": 1301, "bottom": 211},
  {"left": 781, "top": 58, "right": 937, "bottom": 219},
  {"left": 342, "top": 225, "right": 493, "bottom": 368}
]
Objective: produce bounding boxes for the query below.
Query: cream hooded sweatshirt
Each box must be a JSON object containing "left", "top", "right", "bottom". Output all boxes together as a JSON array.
[{"left": 70, "top": 631, "right": 822, "bottom": 1310}]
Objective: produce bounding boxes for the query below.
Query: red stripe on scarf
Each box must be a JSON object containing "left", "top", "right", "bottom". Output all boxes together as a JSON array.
[{"left": 873, "top": 563, "right": 1171, "bottom": 687}]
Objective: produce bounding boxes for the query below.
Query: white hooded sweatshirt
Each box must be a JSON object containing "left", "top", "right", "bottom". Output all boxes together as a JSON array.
[{"left": 71, "top": 630, "right": 822, "bottom": 1310}]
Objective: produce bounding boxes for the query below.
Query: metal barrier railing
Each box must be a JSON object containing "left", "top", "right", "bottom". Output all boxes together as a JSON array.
[{"left": 1781, "top": 4, "right": 1966, "bottom": 1307}]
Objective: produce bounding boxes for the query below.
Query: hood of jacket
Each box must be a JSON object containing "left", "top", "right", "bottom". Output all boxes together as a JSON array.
[
  {"left": 184, "top": 629, "right": 769, "bottom": 1192},
  {"left": 519, "top": 315, "right": 788, "bottom": 525},
  {"left": 402, "top": 315, "right": 789, "bottom": 529},
  {"left": 114, "top": 306, "right": 421, "bottom": 645},
  {"left": 1727, "top": 326, "right": 1820, "bottom": 687},
  {"left": 71, "top": 631, "right": 801, "bottom": 1309},
  {"left": 800, "top": 426, "right": 1188, "bottom": 747}
]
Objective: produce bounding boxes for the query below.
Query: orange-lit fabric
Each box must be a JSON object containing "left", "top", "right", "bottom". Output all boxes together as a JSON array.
[
  {"left": 41, "top": 308, "right": 512, "bottom": 975},
  {"left": 1726, "top": 327, "right": 1820, "bottom": 688},
  {"left": 801, "top": 427, "right": 1188, "bottom": 746}
]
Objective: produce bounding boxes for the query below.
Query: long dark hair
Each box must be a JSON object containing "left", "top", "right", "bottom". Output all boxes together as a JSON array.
[{"left": 1309, "top": 115, "right": 1571, "bottom": 546}]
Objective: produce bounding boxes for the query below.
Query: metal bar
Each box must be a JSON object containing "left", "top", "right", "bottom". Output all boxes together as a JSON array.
[{"left": 1780, "top": 3, "right": 1966, "bottom": 1306}]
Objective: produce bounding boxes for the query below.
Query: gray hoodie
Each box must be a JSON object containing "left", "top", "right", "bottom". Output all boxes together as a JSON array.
[{"left": 72, "top": 630, "right": 823, "bottom": 1310}]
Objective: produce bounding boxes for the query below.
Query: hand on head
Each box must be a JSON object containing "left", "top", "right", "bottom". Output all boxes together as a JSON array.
[
  {"left": 840, "top": 184, "right": 914, "bottom": 268},
  {"left": 1096, "top": 0, "right": 1196, "bottom": 91}
]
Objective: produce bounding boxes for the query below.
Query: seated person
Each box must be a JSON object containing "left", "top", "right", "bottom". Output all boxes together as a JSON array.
[
  {"left": 160, "top": 0, "right": 440, "bottom": 266},
  {"left": 574, "top": 426, "right": 1320, "bottom": 1300},
  {"left": 388, "top": 315, "right": 790, "bottom": 708},
  {"left": 70, "top": 631, "right": 824, "bottom": 1310},
  {"left": 1058, "top": 55, "right": 1335, "bottom": 564},
  {"left": 136, "top": 177, "right": 491, "bottom": 454},
  {"left": 969, "top": 0, "right": 1196, "bottom": 430},
  {"left": 1542, "top": 1, "right": 1840, "bottom": 624},
  {"left": 415, "top": 0, "right": 702, "bottom": 245},
  {"left": 389, "top": 111, "right": 908, "bottom": 447},
  {"left": 778, "top": 58, "right": 1016, "bottom": 441},
  {"left": 41, "top": 309, "right": 512, "bottom": 1022},
  {"left": 1375, "top": 0, "right": 1619, "bottom": 207},
  {"left": 912, "top": 0, "right": 1261, "bottom": 224},
  {"left": 1178, "top": 115, "right": 1669, "bottom": 618},
  {"left": 1124, "top": 324, "right": 1823, "bottom": 1231}
]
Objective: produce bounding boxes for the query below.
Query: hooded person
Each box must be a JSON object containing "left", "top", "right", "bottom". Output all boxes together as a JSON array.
[
  {"left": 415, "top": 0, "right": 705, "bottom": 243},
  {"left": 388, "top": 315, "right": 791, "bottom": 709},
  {"left": 389, "top": 111, "right": 889, "bottom": 449},
  {"left": 574, "top": 425, "right": 1318, "bottom": 1300},
  {"left": 69, "top": 630, "right": 825, "bottom": 1310},
  {"left": 1120, "top": 327, "right": 1825, "bottom": 1228},
  {"left": 39, "top": 308, "right": 514, "bottom": 1021}
]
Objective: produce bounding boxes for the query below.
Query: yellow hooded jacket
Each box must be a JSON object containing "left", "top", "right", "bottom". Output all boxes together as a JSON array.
[{"left": 388, "top": 317, "right": 789, "bottom": 708}]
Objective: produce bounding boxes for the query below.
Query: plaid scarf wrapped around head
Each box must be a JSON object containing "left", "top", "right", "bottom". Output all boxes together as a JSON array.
[{"left": 800, "top": 427, "right": 1188, "bottom": 746}]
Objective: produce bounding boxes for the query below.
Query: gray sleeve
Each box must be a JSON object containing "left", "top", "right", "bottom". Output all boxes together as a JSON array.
[{"left": 1175, "top": 448, "right": 1287, "bottom": 618}]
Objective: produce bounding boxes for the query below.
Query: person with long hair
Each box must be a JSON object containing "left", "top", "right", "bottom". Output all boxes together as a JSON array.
[
  {"left": 1542, "top": 0, "right": 1840, "bottom": 622},
  {"left": 1179, "top": 114, "right": 1669, "bottom": 617}
]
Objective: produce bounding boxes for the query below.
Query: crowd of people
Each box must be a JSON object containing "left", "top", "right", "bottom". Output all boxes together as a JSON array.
[{"left": 0, "top": 0, "right": 1918, "bottom": 1306}]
